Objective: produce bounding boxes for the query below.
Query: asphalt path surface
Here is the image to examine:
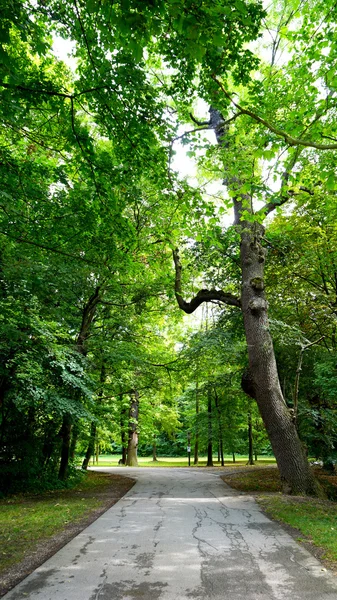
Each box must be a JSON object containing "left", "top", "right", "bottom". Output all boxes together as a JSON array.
[{"left": 3, "top": 467, "right": 337, "bottom": 600}]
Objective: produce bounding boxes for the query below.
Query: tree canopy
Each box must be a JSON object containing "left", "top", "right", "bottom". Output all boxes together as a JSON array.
[{"left": 0, "top": 0, "right": 336, "bottom": 495}]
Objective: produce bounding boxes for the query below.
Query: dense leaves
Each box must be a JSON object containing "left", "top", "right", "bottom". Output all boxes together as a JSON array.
[{"left": 1, "top": 0, "right": 336, "bottom": 495}]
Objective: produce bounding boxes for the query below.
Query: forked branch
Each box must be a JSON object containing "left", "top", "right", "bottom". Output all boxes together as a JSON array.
[{"left": 173, "top": 248, "right": 241, "bottom": 314}]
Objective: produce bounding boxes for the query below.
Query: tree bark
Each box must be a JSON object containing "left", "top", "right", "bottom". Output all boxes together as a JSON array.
[
  {"left": 207, "top": 388, "right": 213, "bottom": 467},
  {"left": 82, "top": 421, "right": 96, "bottom": 470},
  {"left": 69, "top": 420, "right": 80, "bottom": 461},
  {"left": 58, "top": 413, "right": 72, "bottom": 481},
  {"left": 120, "top": 403, "right": 127, "bottom": 465},
  {"left": 59, "top": 288, "right": 101, "bottom": 480},
  {"left": 214, "top": 386, "right": 225, "bottom": 466},
  {"left": 220, "top": 438, "right": 224, "bottom": 467},
  {"left": 194, "top": 374, "right": 199, "bottom": 465},
  {"left": 82, "top": 360, "right": 106, "bottom": 470},
  {"left": 172, "top": 108, "right": 323, "bottom": 496},
  {"left": 152, "top": 437, "right": 158, "bottom": 462},
  {"left": 247, "top": 406, "right": 254, "bottom": 465},
  {"left": 238, "top": 216, "right": 320, "bottom": 494},
  {"left": 126, "top": 390, "right": 139, "bottom": 467}
]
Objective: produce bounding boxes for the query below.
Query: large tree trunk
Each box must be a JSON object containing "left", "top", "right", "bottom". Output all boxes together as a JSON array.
[
  {"left": 126, "top": 390, "right": 139, "bottom": 467},
  {"left": 239, "top": 217, "right": 320, "bottom": 494},
  {"left": 216, "top": 107, "right": 320, "bottom": 495},
  {"left": 172, "top": 108, "right": 323, "bottom": 496}
]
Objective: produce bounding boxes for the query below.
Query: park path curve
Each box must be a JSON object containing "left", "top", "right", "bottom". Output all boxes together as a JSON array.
[{"left": 3, "top": 467, "right": 337, "bottom": 600}]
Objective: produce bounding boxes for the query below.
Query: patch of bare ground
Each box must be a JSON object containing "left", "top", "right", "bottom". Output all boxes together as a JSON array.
[{"left": 0, "top": 473, "right": 135, "bottom": 597}]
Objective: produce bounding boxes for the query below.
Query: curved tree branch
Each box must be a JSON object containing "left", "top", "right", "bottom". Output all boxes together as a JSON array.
[{"left": 173, "top": 248, "right": 241, "bottom": 314}]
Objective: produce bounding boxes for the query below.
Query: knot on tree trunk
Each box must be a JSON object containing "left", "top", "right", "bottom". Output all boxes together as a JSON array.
[
  {"left": 248, "top": 297, "right": 268, "bottom": 313},
  {"left": 250, "top": 277, "right": 264, "bottom": 291}
]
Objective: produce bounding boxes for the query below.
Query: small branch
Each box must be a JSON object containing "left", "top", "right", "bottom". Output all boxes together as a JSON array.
[
  {"left": 321, "top": 134, "right": 337, "bottom": 143},
  {"left": 293, "top": 335, "right": 325, "bottom": 418},
  {"left": 0, "top": 230, "right": 97, "bottom": 264},
  {"left": 171, "top": 126, "right": 210, "bottom": 145},
  {"left": 258, "top": 195, "right": 290, "bottom": 217},
  {"left": 189, "top": 113, "right": 210, "bottom": 126},
  {"left": 0, "top": 81, "right": 113, "bottom": 100},
  {"left": 173, "top": 248, "right": 241, "bottom": 314},
  {"left": 257, "top": 147, "right": 309, "bottom": 217}
]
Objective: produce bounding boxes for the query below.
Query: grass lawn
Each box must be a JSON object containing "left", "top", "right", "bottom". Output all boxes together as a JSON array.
[
  {"left": 85, "top": 454, "right": 277, "bottom": 467},
  {"left": 222, "top": 467, "right": 337, "bottom": 570},
  {"left": 0, "top": 472, "right": 135, "bottom": 595}
]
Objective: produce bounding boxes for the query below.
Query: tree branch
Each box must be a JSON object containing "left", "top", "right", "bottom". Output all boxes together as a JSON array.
[
  {"left": 0, "top": 230, "right": 98, "bottom": 264},
  {"left": 212, "top": 75, "right": 337, "bottom": 150},
  {"left": 189, "top": 113, "right": 210, "bottom": 126},
  {"left": 0, "top": 81, "right": 113, "bottom": 99},
  {"left": 172, "top": 248, "right": 241, "bottom": 314}
]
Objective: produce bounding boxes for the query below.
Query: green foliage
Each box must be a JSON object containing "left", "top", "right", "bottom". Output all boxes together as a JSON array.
[{"left": 2, "top": 0, "right": 337, "bottom": 495}]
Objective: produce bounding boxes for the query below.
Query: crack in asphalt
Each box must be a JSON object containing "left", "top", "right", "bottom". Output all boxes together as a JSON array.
[{"left": 3, "top": 468, "right": 337, "bottom": 600}]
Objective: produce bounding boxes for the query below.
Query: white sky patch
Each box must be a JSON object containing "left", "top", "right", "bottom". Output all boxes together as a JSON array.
[{"left": 52, "top": 35, "right": 77, "bottom": 72}]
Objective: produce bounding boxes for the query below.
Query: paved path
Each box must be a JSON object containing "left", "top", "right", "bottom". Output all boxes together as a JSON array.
[{"left": 3, "top": 467, "right": 337, "bottom": 600}]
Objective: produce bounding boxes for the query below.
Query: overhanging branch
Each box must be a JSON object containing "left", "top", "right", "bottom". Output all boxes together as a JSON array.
[{"left": 173, "top": 248, "right": 241, "bottom": 314}]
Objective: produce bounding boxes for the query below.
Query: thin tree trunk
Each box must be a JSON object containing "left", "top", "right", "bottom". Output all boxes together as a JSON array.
[
  {"left": 82, "top": 361, "right": 106, "bottom": 470},
  {"left": 293, "top": 336, "right": 324, "bottom": 422},
  {"left": 126, "top": 390, "right": 139, "bottom": 467},
  {"left": 120, "top": 402, "right": 127, "bottom": 465},
  {"left": 59, "top": 287, "right": 101, "bottom": 480},
  {"left": 207, "top": 388, "right": 213, "bottom": 467},
  {"left": 220, "top": 439, "right": 224, "bottom": 466},
  {"left": 82, "top": 421, "right": 97, "bottom": 470},
  {"left": 152, "top": 437, "right": 158, "bottom": 462},
  {"left": 58, "top": 413, "right": 72, "bottom": 481},
  {"left": 194, "top": 373, "right": 199, "bottom": 465},
  {"left": 232, "top": 451, "right": 235, "bottom": 463},
  {"left": 214, "top": 386, "right": 224, "bottom": 467},
  {"left": 69, "top": 421, "right": 80, "bottom": 461},
  {"left": 247, "top": 407, "right": 254, "bottom": 465}
]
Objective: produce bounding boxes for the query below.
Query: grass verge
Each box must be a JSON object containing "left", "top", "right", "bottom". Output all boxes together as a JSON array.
[
  {"left": 0, "top": 471, "right": 135, "bottom": 596},
  {"left": 222, "top": 466, "right": 337, "bottom": 571}
]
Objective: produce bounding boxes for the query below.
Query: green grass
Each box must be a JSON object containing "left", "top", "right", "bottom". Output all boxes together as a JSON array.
[
  {"left": 85, "top": 454, "right": 277, "bottom": 468},
  {"left": 258, "top": 496, "right": 337, "bottom": 564},
  {"left": 0, "top": 472, "right": 132, "bottom": 575},
  {"left": 222, "top": 466, "right": 337, "bottom": 569}
]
